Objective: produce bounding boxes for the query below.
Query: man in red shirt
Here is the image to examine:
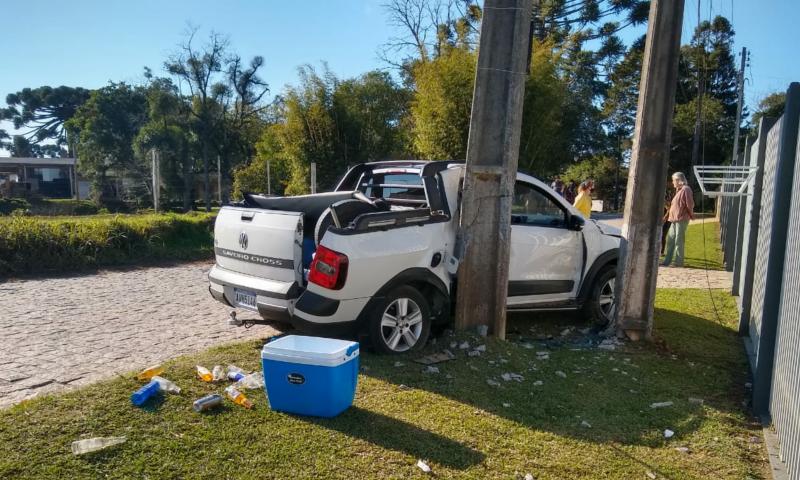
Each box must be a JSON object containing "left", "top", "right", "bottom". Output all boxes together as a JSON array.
[{"left": 662, "top": 172, "right": 694, "bottom": 267}]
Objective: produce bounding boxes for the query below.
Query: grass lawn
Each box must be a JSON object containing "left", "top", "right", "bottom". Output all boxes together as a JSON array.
[
  {"left": 0, "top": 289, "right": 767, "bottom": 479},
  {"left": 665, "top": 221, "right": 724, "bottom": 270}
]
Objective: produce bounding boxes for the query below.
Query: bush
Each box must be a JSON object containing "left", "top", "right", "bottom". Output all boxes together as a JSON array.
[
  {"left": 0, "top": 212, "right": 216, "bottom": 276},
  {"left": 0, "top": 198, "right": 31, "bottom": 216},
  {"left": 27, "top": 199, "right": 99, "bottom": 216}
]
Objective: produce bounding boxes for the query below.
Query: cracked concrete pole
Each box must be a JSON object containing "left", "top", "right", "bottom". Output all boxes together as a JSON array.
[
  {"left": 614, "top": 0, "right": 686, "bottom": 341},
  {"left": 454, "top": 0, "right": 533, "bottom": 339}
]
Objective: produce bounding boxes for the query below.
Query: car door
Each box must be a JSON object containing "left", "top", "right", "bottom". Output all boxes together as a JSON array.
[{"left": 507, "top": 180, "right": 584, "bottom": 307}]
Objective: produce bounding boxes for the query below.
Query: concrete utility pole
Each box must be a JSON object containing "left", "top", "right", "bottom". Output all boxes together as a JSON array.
[
  {"left": 731, "top": 47, "right": 748, "bottom": 164},
  {"left": 454, "top": 0, "right": 532, "bottom": 339},
  {"left": 217, "top": 155, "right": 223, "bottom": 205},
  {"left": 615, "top": 0, "right": 685, "bottom": 340},
  {"left": 152, "top": 149, "right": 160, "bottom": 213}
]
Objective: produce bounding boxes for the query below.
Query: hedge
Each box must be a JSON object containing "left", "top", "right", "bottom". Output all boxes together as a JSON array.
[
  {"left": 0, "top": 198, "right": 31, "bottom": 216},
  {"left": 0, "top": 212, "right": 216, "bottom": 276}
]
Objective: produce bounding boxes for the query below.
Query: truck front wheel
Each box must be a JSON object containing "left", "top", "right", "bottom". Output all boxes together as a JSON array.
[
  {"left": 369, "top": 286, "right": 431, "bottom": 354},
  {"left": 584, "top": 266, "right": 616, "bottom": 327}
]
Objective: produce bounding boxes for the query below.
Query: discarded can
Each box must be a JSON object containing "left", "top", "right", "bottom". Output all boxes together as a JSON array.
[
  {"left": 212, "top": 365, "right": 225, "bottom": 382},
  {"left": 193, "top": 394, "right": 223, "bottom": 412},
  {"left": 196, "top": 365, "right": 213, "bottom": 382},
  {"left": 131, "top": 380, "right": 160, "bottom": 406},
  {"left": 224, "top": 385, "right": 254, "bottom": 409},
  {"left": 227, "top": 365, "right": 245, "bottom": 382},
  {"left": 136, "top": 364, "right": 164, "bottom": 381}
]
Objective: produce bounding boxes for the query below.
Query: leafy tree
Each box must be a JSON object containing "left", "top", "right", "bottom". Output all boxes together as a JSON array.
[
  {"left": 66, "top": 83, "right": 148, "bottom": 202},
  {"left": 561, "top": 154, "right": 627, "bottom": 206},
  {"left": 1, "top": 86, "right": 90, "bottom": 154},
  {"left": 410, "top": 47, "right": 475, "bottom": 160},
  {"left": 232, "top": 124, "right": 292, "bottom": 198},
  {"left": 750, "top": 92, "right": 786, "bottom": 131}
]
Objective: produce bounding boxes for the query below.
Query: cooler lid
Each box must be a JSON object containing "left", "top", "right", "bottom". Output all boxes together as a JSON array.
[{"left": 261, "top": 335, "right": 359, "bottom": 367}]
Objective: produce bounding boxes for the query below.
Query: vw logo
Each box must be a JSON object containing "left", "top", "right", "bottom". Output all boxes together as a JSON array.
[{"left": 239, "top": 231, "right": 249, "bottom": 250}]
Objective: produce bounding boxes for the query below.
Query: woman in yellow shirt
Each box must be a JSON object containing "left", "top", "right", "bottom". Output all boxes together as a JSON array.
[{"left": 573, "top": 180, "right": 593, "bottom": 218}]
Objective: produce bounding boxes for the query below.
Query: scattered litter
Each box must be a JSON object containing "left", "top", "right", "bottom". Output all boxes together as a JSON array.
[
  {"left": 193, "top": 393, "right": 223, "bottom": 412},
  {"left": 579, "top": 327, "right": 592, "bottom": 335},
  {"left": 151, "top": 376, "right": 181, "bottom": 394},
  {"left": 533, "top": 380, "right": 543, "bottom": 386},
  {"left": 502, "top": 402, "right": 511, "bottom": 408},
  {"left": 415, "top": 350, "right": 455, "bottom": 365},
  {"left": 688, "top": 397, "right": 704, "bottom": 405},
  {"left": 196, "top": 365, "right": 213, "bottom": 382},
  {"left": 237, "top": 371, "right": 264, "bottom": 390},
  {"left": 664, "top": 429, "right": 675, "bottom": 439},
  {"left": 212, "top": 365, "right": 225, "bottom": 382},
  {"left": 71, "top": 436, "right": 127, "bottom": 455},
  {"left": 136, "top": 364, "right": 164, "bottom": 381},
  {"left": 399, "top": 384, "right": 411, "bottom": 390},
  {"left": 675, "top": 447, "right": 690, "bottom": 454},
  {"left": 416, "top": 459, "right": 432, "bottom": 473},
  {"left": 487, "top": 379, "right": 501, "bottom": 387},
  {"left": 521, "top": 343, "right": 535, "bottom": 349},
  {"left": 536, "top": 351, "right": 549, "bottom": 357},
  {"left": 224, "top": 385, "right": 254, "bottom": 409},
  {"left": 227, "top": 365, "right": 245, "bottom": 382},
  {"left": 477, "top": 325, "right": 489, "bottom": 337},
  {"left": 423, "top": 366, "right": 440, "bottom": 374},
  {"left": 612, "top": 368, "right": 619, "bottom": 372},
  {"left": 458, "top": 341, "right": 470, "bottom": 350},
  {"left": 555, "top": 371, "right": 567, "bottom": 378},
  {"left": 598, "top": 338, "right": 620, "bottom": 351},
  {"left": 501, "top": 372, "right": 524, "bottom": 382},
  {"left": 560, "top": 328, "right": 571, "bottom": 337},
  {"left": 646, "top": 471, "right": 657, "bottom": 479},
  {"left": 749, "top": 436, "right": 762, "bottom": 444},
  {"left": 499, "top": 358, "right": 508, "bottom": 364},
  {"left": 650, "top": 401, "right": 673, "bottom": 409},
  {"left": 475, "top": 344, "right": 487, "bottom": 353},
  {"left": 450, "top": 342, "right": 458, "bottom": 349},
  {"left": 581, "top": 420, "right": 592, "bottom": 428},
  {"left": 524, "top": 474, "right": 534, "bottom": 480},
  {"left": 394, "top": 361, "right": 405, "bottom": 368},
  {"left": 468, "top": 350, "right": 482, "bottom": 357},
  {"left": 131, "top": 380, "right": 160, "bottom": 406}
]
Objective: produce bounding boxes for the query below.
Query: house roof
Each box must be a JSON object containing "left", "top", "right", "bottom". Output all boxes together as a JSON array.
[{"left": 0, "top": 157, "right": 76, "bottom": 166}]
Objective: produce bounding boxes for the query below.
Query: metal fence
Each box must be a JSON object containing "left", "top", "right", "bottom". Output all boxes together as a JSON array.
[{"left": 718, "top": 82, "right": 800, "bottom": 478}]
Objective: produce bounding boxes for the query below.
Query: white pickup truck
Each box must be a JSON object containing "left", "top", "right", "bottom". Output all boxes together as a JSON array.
[{"left": 209, "top": 161, "right": 620, "bottom": 353}]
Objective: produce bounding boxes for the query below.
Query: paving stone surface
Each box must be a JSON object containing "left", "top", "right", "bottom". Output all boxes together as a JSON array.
[{"left": 0, "top": 262, "right": 276, "bottom": 408}]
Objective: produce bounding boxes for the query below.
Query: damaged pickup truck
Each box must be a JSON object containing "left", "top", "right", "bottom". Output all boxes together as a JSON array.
[{"left": 209, "top": 161, "right": 620, "bottom": 353}]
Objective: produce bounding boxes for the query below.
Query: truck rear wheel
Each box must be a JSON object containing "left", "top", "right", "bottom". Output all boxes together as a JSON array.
[{"left": 368, "top": 286, "right": 431, "bottom": 354}]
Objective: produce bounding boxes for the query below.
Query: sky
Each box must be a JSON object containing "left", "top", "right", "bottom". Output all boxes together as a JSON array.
[{"left": 2, "top": 0, "right": 799, "bottom": 151}]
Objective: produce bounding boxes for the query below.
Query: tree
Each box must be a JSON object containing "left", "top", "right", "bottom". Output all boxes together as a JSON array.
[
  {"left": 410, "top": 47, "right": 476, "bottom": 159},
  {"left": 1, "top": 86, "right": 90, "bottom": 154},
  {"left": 750, "top": 92, "right": 786, "bottom": 131},
  {"left": 165, "top": 29, "right": 270, "bottom": 209},
  {"left": 66, "top": 83, "right": 148, "bottom": 203}
]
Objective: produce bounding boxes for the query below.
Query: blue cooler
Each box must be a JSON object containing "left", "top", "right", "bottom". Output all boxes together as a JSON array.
[{"left": 261, "top": 335, "right": 359, "bottom": 418}]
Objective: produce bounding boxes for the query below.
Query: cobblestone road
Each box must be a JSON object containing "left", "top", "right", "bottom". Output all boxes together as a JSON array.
[{"left": 0, "top": 263, "right": 276, "bottom": 408}]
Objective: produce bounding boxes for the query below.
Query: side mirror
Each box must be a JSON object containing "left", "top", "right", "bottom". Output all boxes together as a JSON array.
[{"left": 568, "top": 214, "right": 585, "bottom": 231}]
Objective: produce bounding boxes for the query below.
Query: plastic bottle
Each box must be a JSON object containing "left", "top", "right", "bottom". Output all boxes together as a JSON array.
[
  {"left": 131, "top": 380, "right": 160, "bottom": 406},
  {"left": 71, "top": 436, "right": 127, "bottom": 455},
  {"left": 136, "top": 365, "right": 164, "bottom": 381},
  {"left": 224, "top": 385, "right": 254, "bottom": 409},
  {"left": 237, "top": 371, "right": 264, "bottom": 390},
  {"left": 196, "top": 365, "right": 213, "bottom": 382},
  {"left": 192, "top": 393, "right": 223, "bottom": 412},
  {"left": 227, "top": 365, "right": 245, "bottom": 382},
  {"left": 212, "top": 365, "right": 225, "bottom": 382},
  {"left": 151, "top": 376, "right": 181, "bottom": 394}
]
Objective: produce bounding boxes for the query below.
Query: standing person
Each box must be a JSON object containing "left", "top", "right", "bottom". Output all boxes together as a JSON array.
[
  {"left": 551, "top": 177, "right": 564, "bottom": 197},
  {"left": 661, "top": 190, "right": 672, "bottom": 255},
  {"left": 662, "top": 172, "right": 694, "bottom": 267},
  {"left": 573, "top": 180, "right": 593, "bottom": 219},
  {"left": 563, "top": 180, "right": 577, "bottom": 204}
]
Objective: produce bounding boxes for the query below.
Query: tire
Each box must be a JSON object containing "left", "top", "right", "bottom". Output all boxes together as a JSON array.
[
  {"left": 368, "top": 286, "right": 432, "bottom": 354},
  {"left": 584, "top": 266, "right": 616, "bottom": 327}
]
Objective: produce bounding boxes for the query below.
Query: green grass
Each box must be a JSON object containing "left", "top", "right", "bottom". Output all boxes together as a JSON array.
[
  {"left": 0, "top": 212, "right": 215, "bottom": 277},
  {"left": 666, "top": 221, "right": 724, "bottom": 270},
  {"left": 0, "top": 289, "right": 767, "bottom": 479}
]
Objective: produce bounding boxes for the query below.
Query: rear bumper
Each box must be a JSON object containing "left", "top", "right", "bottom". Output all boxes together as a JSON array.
[{"left": 208, "top": 264, "right": 299, "bottom": 323}]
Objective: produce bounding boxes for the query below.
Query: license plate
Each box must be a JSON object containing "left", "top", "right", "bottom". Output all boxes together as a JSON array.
[{"left": 234, "top": 289, "right": 257, "bottom": 310}]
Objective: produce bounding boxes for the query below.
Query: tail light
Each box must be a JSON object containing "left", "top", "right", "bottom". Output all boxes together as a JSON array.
[{"left": 308, "top": 245, "right": 348, "bottom": 290}]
